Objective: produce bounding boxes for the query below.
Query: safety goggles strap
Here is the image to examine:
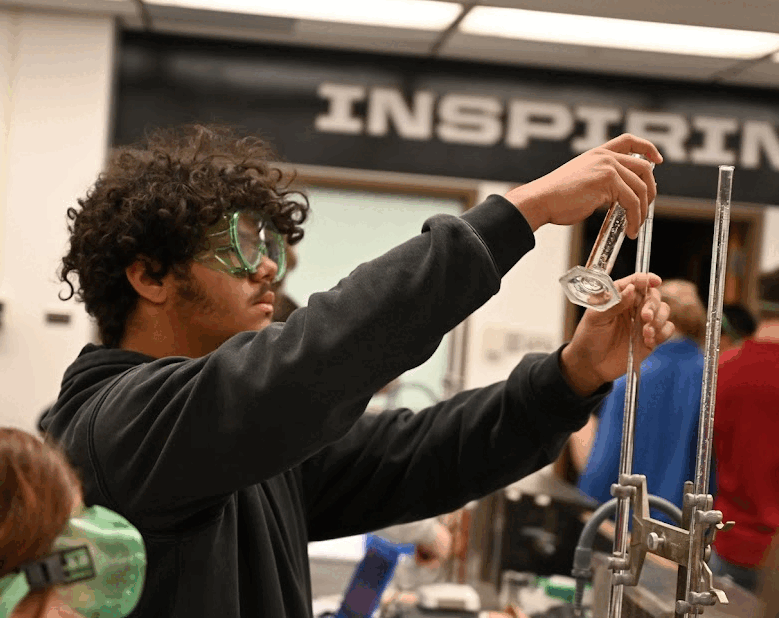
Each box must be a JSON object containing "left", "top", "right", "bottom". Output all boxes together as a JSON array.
[{"left": 22, "top": 546, "right": 95, "bottom": 590}]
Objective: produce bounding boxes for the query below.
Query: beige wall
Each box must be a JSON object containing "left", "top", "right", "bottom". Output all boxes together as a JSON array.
[
  {"left": 761, "top": 208, "right": 779, "bottom": 272},
  {"left": 0, "top": 8, "right": 114, "bottom": 432},
  {"left": 0, "top": 9, "right": 16, "bottom": 289}
]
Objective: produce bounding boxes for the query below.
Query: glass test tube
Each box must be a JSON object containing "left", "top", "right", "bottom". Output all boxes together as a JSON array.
[{"left": 559, "top": 153, "right": 655, "bottom": 311}]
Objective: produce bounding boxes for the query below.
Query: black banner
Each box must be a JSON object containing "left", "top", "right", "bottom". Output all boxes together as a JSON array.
[{"left": 114, "top": 31, "right": 779, "bottom": 205}]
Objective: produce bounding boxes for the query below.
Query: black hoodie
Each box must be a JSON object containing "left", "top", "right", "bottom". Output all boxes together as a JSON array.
[{"left": 41, "top": 195, "right": 608, "bottom": 617}]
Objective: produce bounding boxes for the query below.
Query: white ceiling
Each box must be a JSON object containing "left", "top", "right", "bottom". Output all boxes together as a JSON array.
[{"left": 3, "top": 0, "right": 779, "bottom": 89}]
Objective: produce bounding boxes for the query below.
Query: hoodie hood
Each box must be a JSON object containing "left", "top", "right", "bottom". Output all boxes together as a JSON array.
[{"left": 40, "top": 344, "right": 155, "bottom": 438}]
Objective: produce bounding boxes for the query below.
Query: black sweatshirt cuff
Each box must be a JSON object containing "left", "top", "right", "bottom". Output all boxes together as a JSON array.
[
  {"left": 461, "top": 194, "right": 535, "bottom": 277},
  {"left": 527, "top": 346, "right": 612, "bottom": 430}
]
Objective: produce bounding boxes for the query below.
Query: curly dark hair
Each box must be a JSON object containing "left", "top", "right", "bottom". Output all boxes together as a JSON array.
[{"left": 60, "top": 124, "right": 310, "bottom": 347}]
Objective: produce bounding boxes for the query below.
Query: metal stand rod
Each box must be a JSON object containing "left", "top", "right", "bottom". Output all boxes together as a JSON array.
[
  {"left": 674, "top": 481, "right": 695, "bottom": 618},
  {"left": 682, "top": 165, "right": 734, "bottom": 616},
  {"left": 607, "top": 198, "right": 655, "bottom": 618}
]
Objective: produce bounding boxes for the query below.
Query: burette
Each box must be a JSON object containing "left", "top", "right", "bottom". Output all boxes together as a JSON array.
[{"left": 562, "top": 163, "right": 737, "bottom": 618}]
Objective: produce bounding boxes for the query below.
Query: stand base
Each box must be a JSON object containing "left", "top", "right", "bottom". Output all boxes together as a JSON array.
[{"left": 590, "top": 552, "right": 758, "bottom": 618}]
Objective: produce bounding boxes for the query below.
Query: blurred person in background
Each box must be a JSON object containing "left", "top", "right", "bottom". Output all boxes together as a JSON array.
[
  {"left": 574, "top": 279, "right": 708, "bottom": 519},
  {"left": 710, "top": 268, "right": 779, "bottom": 592},
  {"left": 39, "top": 125, "right": 672, "bottom": 618},
  {"left": 0, "top": 428, "right": 145, "bottom": 618},
  {"left": 719, "top": 303, "right": 757, "bottom": 356}
]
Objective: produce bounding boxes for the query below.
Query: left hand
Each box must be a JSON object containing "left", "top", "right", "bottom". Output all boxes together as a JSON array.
[{"left": 560, "top": 272, "right": 674, "bottom": 396}]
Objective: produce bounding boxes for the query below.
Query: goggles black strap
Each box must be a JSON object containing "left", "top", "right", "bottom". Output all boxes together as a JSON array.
[{"left": 22, "top": 546, "right": 95, "bottom": 590}]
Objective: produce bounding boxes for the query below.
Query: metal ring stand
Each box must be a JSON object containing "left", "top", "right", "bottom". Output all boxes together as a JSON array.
[{"left": 567, "top": 165, "right": 737, "bottom": 618}]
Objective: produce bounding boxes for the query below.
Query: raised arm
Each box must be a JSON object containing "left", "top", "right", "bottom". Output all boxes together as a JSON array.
[{"left": 81, "top": 135, "right": 663, "bottom": 523}]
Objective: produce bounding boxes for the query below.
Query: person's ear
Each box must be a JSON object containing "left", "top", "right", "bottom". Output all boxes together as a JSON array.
[{"left": 125, "top": 259, "right": 169, "bottom": 305}]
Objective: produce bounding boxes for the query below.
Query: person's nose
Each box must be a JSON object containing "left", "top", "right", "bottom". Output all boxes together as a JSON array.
[{"left": 249, "top": 255, "right": 278, "bottom": 284}]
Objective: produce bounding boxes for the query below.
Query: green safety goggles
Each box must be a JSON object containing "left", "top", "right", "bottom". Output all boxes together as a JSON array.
[
  {"left": 194, "top": 209, "right": 287, "bottom": 282},
  {"left": 0, "top": 505, "right": 146, "bottom": 618}
]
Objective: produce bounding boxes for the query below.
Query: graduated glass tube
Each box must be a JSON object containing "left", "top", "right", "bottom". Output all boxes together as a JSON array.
[
  {"left": 682, "top": 165, "right": 734, "bottom": 617},
  {"left": 560, "top": 154, "right": 655, "bottom": 311}
]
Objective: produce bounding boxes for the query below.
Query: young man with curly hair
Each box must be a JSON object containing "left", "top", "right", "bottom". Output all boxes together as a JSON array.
[{"left": 40, "top": 125, "right": 673, "bottom": 618}]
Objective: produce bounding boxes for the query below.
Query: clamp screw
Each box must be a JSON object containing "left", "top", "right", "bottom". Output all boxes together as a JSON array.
[{"left": 646, "top": 532, "right": 664, "bottom": 551}]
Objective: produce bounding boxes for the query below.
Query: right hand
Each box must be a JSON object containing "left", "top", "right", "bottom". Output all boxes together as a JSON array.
[{"left": 504, "top": 134, "right": 662, "bottom": 239}]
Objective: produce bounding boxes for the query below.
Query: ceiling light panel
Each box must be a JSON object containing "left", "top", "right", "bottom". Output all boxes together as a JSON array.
[
  {"left": 459, "top": 7, "right": 779, "bottom": 59},
  {"left": 148, "top": 0, "right": 463, "bottom": 30}
]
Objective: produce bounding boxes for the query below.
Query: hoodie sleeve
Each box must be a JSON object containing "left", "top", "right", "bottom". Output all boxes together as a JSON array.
[
  {"left": 302, "top": 349, "right": 609, "bottom": 541},
  {"left": 89, "top": 196, "right": 536, "bottom": 522}
]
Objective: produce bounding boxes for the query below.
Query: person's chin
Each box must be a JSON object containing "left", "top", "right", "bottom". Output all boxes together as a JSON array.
[{"left": 251, "top": 313, "right": 274, "bottom": 330}]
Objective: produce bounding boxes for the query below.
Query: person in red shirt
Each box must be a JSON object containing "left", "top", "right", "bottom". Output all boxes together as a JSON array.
[{"left": 711, "top": 268, "right": 779, "bottom": 591}]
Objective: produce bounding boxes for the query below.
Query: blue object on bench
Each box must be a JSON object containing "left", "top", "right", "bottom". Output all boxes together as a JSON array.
[{"left": 334, "top": 535, "right": 403, "bottom": 618}]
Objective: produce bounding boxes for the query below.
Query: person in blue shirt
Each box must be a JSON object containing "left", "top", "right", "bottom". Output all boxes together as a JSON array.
[{"left": 576, "top": 279, "right": 708, "bottom": 520}]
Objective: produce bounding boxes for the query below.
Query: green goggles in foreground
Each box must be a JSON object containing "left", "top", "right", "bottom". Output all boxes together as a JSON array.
[
  {"left": 0, "top": 505, "right": 146, "bottom": 618},
  {"left": 194, "top": 210, "right": 287, "bottom": 283}
]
